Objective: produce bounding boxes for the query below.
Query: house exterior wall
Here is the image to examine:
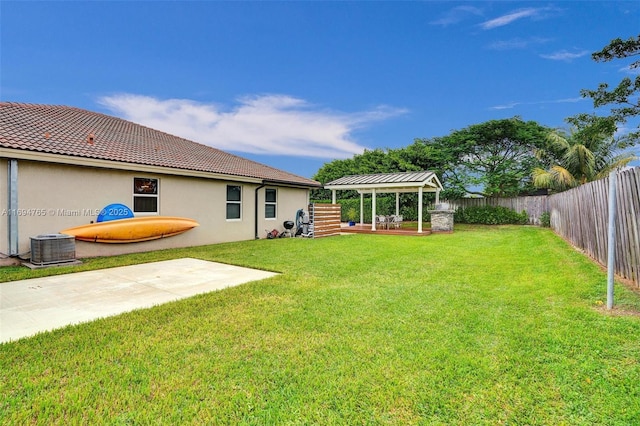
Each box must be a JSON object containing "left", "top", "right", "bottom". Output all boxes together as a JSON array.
[
  {"left": 259, "top": 186, "right": 309, "bottom": 235},
  {"left": 5, "top": 160, "right": 310, "bottom": 258},
  {"left": 0, "top": 159, "right": 8, "bottom": 256}
]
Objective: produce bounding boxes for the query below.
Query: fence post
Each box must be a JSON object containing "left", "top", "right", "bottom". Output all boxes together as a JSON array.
[{"left": 607, "top": 170, "right": 618, "bottom": 310}]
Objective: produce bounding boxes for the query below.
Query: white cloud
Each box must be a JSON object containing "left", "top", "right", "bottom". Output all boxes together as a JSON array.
[
  {"left": 620, "top": 64, "right": 640, "bottom": 75},
  {"left": 489, "top": 102, "right": 521, "bottom": 110},
  {"left": 554, "top": 97, "right": 586, "bottom": 104},
  {"left": 540, "top": 50, "right": 590, "bottom": 61},
  {"left": 615, "top": 124, "right": 631, "bottom": 139},
  {"left": 480, "top": 8, "right": 539, "bottom": 29},
  {"left": 98, "top": 94, "right": 407, "bottom": 159},
  {"left": 487, "top": 39, "right": 528, "bottom": 50},
  {"left": 487, "top": 37, "right": 551, "bottom": 51},
  {"left": 489, "top": 97, "right": 586, "bottom": 110},
  {"left": 430, "top": 5, "right": 483, "bottom": 26},
  {"left": 480, "top": 6, "right": 561, "bottom": 30}
]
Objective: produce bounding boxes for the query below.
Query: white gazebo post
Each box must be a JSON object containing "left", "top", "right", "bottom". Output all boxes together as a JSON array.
[
  {"left": 371, "top": 189, "right": 377, "bottom": 231},
  {"left": 418, "top": 186, "right": 423, "bottom": 233},
  {"left": 435, "top": 188, "right": 440, "bottom": 206},
  {"left": 360, "top": 192, "right": 364, "bottom": 225},
  {"left": 395, "top": 192, "right": 400, "bottom": 216},
  {"left": 331, "top": 189, "right": 336, "bottom": 204}
]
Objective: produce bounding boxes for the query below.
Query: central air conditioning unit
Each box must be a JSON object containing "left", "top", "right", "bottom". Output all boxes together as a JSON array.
[{"left": 30, "top": 234, "right": 76, "bottom": 266}]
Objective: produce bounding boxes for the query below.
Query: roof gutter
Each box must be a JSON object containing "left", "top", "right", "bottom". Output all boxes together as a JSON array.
[{"left": 259, "top": 178, "right": 322, "bottom": 189}]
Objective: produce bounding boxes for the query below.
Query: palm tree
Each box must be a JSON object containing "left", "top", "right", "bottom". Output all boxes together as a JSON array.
[{"left": 533, "top": 115, "right": 637, "bottom": 192}]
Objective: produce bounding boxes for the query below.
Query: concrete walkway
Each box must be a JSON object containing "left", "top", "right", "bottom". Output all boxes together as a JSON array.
[{"left": 0, "top": 258, "right": 278, "bottom": 344}]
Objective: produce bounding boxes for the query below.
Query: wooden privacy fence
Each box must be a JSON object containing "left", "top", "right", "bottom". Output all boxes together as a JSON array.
[
  {"left": 548, "top": 167, "right": 640, "bottom": 288},
  {"left": 446, "top": 196, "right": 549, "bottom": 225},
  {"left": 309, "top": 203, "right": 341, "bottom": 238}
]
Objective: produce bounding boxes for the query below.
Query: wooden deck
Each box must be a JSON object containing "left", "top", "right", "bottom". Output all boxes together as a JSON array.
[{"left": 339, "top": 223, "right": 432, "bottom": 236}]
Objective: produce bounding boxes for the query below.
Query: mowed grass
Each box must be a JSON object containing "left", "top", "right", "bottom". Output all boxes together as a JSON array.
[{"left": 1, "top": 225, "right": 640, "bottom": 424}]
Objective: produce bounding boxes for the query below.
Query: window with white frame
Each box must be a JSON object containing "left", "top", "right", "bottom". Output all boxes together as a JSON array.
[
  {"left": 226, "top": 185, "right": 242, "bottom": 220},
  {"left": 265, "top": 188, "right": 277, "bottom": 219},
  {"left": 133, "top": 177, "right": 158, "bottom": 214}
]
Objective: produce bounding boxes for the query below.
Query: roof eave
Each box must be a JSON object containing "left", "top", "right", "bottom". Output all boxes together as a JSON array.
[
  {"left": 0, "top": 148, "right": 266, "bottom": 184},
  {"left": 262, "top": 178, "right": 322, "bottom": 189},
  {"left": 324, "top": 179, "right": 442, "bottom": 191}
]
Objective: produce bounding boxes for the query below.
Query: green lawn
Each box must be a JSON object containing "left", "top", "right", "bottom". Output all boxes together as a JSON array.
[{"left": 1, "top": 225, "right": 640, "bottom": 424}]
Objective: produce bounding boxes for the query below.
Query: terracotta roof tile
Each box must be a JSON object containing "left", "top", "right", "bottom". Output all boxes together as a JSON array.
[{"left": 0, "top": 102, "right": 321, "bottom": 187}]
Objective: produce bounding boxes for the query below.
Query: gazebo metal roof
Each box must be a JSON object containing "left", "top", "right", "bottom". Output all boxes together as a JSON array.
[
  {"left": 323, "top": 171, "right": 443, "bottom": 233},
  {"left": 324, "top": 171, "right": 443, "bottom": 192}
]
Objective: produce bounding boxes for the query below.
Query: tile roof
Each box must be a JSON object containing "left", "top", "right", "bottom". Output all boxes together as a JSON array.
[
  {"left": 0, "top": 102, "right": 320, "bottom": 187},
  {"left": 325, "top": 171, "right": 440, "bottom": 187}
]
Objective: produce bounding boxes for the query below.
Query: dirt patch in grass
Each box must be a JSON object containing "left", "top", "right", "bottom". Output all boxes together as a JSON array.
[{"left": 594, "top": 304, "right": 640, "bottom": 317}]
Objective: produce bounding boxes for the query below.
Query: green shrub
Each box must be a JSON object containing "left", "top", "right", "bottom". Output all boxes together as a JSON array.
[
  {"left": 455, "top": 205, "right": 529, "bottom": 225},
  {"left": 540, "top": 211, "right": 551, "bottom": 227},
  {"left": 346, "top": 207, "right": 358, "bottom": 222}
]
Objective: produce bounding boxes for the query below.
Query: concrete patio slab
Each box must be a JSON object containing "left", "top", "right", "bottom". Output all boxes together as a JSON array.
[{"left": 0, "top": 258, "right": 278, "bottom": 344}]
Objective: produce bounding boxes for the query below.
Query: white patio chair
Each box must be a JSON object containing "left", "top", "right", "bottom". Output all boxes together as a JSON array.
[
  {"left": 376, "top": 215, "right": 388, "bottom": 229},
  {"left": 390, "top": 215, "right": 403, "bottom": 229}
]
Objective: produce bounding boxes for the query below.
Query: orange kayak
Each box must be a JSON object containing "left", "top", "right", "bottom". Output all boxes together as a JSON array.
[{"left": 61, "top": 216, "right": 199, "bottom": 243}]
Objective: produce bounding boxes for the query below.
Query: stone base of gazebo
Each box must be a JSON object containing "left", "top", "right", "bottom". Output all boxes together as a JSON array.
[{"left": 428, "top": 210, "right": 455, "bottom": 232}]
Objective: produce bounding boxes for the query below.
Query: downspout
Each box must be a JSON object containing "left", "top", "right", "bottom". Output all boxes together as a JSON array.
[
  {"left": 254, "top": 183, "right": 266, "bottom": 239},
  {"left": 8, "top": 159, "right": 18, "bottom": 255}
]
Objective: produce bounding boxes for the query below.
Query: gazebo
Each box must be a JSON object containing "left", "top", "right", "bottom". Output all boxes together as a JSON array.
[{"left": 324, "top": 171, "right": 444, "bottom": 233}]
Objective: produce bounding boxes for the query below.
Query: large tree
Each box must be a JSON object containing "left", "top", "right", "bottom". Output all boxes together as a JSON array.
[
  {"left": 314, "top": 148, "right": 409, "bottom": 185},
  {"left": 313, "top": 118, "right": 551, "bottom": 199},
  {"left": 312, "top": 146, "right": 442, "bottom": 200},
  {"left": 420, "top": 118, "right": 550, "bottom": 198},
  {"left": 532, "top": 115, "right": 637, "bottom": 192},
  {"left": 581, "top": 34, "right": 640, "bottom": 144}
]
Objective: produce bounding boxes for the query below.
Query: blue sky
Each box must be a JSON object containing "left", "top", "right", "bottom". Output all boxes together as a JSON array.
[{"left": 2, "top": 1, "right": 639, "bottom": 179}]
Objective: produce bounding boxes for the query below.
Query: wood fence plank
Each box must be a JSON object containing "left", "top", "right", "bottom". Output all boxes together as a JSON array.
[
  {"left": 624, "top": 169, "right": 640, "bottom": 284},
  {"left": 548, "top": 168, "right": 640, "bottom": 288},
  {"left": 310, "top": 203, "right": 341, "bottom": 238},
  {"left": 617, "top": 172, "right": 631, "bottom": 279},
  {"left": 627, "top": 170, "right": 639, "bottom": 284}
]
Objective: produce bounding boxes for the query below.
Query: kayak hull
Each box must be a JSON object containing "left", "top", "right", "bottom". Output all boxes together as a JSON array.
[{"left": 61, "top": 217, "right": 199, "bottom": 243}]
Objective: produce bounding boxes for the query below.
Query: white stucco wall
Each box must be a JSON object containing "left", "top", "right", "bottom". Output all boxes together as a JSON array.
[
  {"left": 258, "top": 186, "right": 310, "bottom": 234},
  {"left": 6, "top": 160, "right": 311, "bottom": 258}
]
